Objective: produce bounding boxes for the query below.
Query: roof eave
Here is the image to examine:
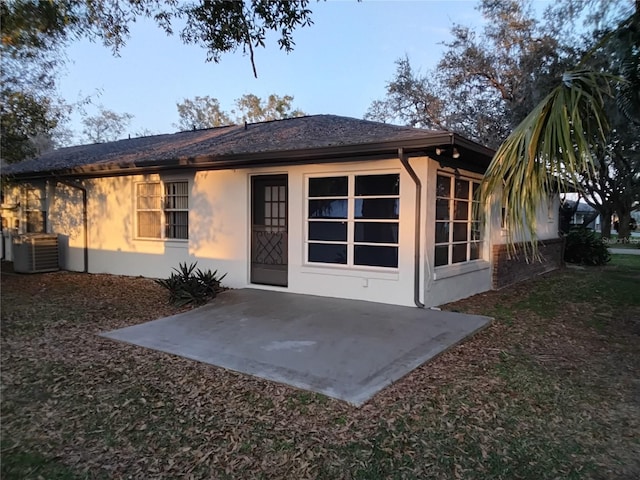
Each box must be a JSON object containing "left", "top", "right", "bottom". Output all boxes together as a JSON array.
[{"left": 3, "top": 133, "right": 495, "bottom": 181}]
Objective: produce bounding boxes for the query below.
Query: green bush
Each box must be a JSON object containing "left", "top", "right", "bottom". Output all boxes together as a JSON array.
[
  {"left": 564, "top": 228, "right": 611, "bottom": 266},
  {"left": 155, "top": 262, "right": 227, "bottom": 306}
]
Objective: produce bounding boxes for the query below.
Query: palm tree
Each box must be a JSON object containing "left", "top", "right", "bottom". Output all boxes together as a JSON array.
[{"left": 480, "top": 3, "right": 639, "bottom": 254}]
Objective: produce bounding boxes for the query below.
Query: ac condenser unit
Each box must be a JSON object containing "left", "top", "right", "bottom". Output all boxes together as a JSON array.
[{"left": 12, "top": 233, "right": 60, "bottom": 273}]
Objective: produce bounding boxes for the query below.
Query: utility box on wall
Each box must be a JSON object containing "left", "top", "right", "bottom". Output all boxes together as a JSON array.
[{"left": 12, "top": 234, "right": 60, "bottom": 273}]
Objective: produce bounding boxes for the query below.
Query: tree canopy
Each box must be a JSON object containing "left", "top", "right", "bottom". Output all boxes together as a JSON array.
[
  {"left": 175, "top": 94, "right": 306, "bottom": 131},
  {"left": 366, "top": 0, "right": 577, "bottom": 149},
  {"left": 1, "top": 0, "right": 315, "bottom": 76},
  {"left": 81, "top": 106, "right": 134, "bottom": 143},
  {"left": 368, "top": 0, "right": 639, "bottom": 245},
  {"left": 0, "top": 0, "right": 316, "bottom": 163},
  {"left": 483, "top": 1, "right": 639, "bottom": 245}
]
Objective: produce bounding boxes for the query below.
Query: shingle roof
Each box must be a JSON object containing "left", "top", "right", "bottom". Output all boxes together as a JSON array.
[{"left": 1, "top": 115, "right": 493, "bottom": 178}]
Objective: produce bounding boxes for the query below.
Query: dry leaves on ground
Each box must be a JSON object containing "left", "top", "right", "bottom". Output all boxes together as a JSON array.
[{"left": 1, "top": 266, "right": 639, "bottom": 479}]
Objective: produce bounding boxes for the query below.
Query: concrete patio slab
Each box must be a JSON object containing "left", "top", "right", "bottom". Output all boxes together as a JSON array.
[{"left": 101, "top": 289, "right": 492, "bottom": 406}]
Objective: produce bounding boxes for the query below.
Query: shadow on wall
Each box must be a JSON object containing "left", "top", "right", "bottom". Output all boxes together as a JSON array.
[
  {"left": 189, "top": 171, "right": 245, "bottom": 262},
  {"left": 87, "top": 177, "right": 133, "bottom": 252},
  {"left": 50, "top": 183, "right": 84, "bottom": 271}
]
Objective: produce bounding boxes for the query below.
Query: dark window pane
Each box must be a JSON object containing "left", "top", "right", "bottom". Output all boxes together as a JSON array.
[
  {"left": 308, "top": 243, "right": 347, "bottom": 264},
  {"left": 435, "top": 245, "right": 449, "bottom": 266},
  {"left": 471, "top": 201, "right": 481, "bottom": 222},
  {"left": 164, "top": 181, "right": 188, "bottom": 209},
  {"left": 436, "top": 175, "right": 450, "bottom": 198},
  {"left": 26, "top": 211, "right": 46, "bottom": 233},
  {"left": 455, "top": 179, "right": 469, "bottom": 199},
  {"left": 472, "top": 182, "right": 480, "bottom": 200},
  {"left": 453, "top": 223, "right": 468, "bottom": 242},
  {"left": 454, "top": 200, "right": 469, "bottom": 220},
  {"left": 355, "top": 174, "right": 399, "bottom": 196},
  {"left": 435, "top": 222, "right": 449, "bottom": 244},
  {"left": 354, "top": 245, "right": 398, "bottom": 268},
  {"left": 309, "top": 177, "right": 348, "bottom": 197},
  {"left": 471, "top": 222, "right": 481, "bottom": 241},
  {"left": 452, "top": 244, "right": 468, "bottom": 263},
  {"left": 436, "top": 199, "right": 450, "bottom": 220},
  {"left": 355, "top": 222, "right": 398, "bottom": 244},
  {"left": 165, "top": 211, "right": 188, "bottom": 239},
  {"left": 470, "top": 242, "right": 481, "bottom": 260},
  {"left": 355, "top": 198, "right": 398, "bottom": 219},
  {"left": 309, "top": 199, "right": 347, "bottom": 218},
  {"left": 309, "top": 221, "right": 347, "bottom": 241}
]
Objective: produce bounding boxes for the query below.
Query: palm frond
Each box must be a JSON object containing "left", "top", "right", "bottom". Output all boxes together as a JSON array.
[{"left": 480, "top": 69, "right": 617, "bottom": 258}]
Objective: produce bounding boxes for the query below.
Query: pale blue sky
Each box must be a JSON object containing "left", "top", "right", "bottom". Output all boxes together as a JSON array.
[{"left": 56, "top": 0, "right": 547, "bottom": 141}]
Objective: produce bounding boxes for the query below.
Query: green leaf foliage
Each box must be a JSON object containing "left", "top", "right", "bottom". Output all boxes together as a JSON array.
[
  {"left": 0, "top": 89, "right": 59, "bottom": 164},
  {"left": 564, "top": 228, "right": 611, "bottom": 266},
  {"left": 155, "top": 262, "right": 227, "bottom": 307}
]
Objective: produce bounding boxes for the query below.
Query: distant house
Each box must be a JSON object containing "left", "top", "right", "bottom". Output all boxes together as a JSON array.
[
  {"left": 572, "top": 201, "right": 600, "bottom": 231},
  {"left": 0, "top": 115, "right": 562, "bottom": 307}
]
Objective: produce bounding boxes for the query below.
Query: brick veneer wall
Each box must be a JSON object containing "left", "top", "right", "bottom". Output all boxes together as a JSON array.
[{"left": 492, "top": 238, "right": 565, "bottom": 289}]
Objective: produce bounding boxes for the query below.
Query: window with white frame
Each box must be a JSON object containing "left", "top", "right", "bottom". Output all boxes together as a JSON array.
[
  {"left": 136, "top": 181, "right": 188, "bottom": 239},
  {"left": 307, "top": 173, "right": 399, "bottom": 268},
  {"left": 25, "top": 186, "right": 46, "bottom": 233},
  {"left": 434, "top": 174, "right": 482, "bottom": 266}
]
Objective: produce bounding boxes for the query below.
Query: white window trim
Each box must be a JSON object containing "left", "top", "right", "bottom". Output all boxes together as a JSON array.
[
  {"left": 134, "top": 179, "right": 189, "bottom": 242},
  {"left": 304, "top": 171, "right": 401, "bottom": 271},
  {"left": 434, "top": 172, "right": 483, "bottom": 267}
]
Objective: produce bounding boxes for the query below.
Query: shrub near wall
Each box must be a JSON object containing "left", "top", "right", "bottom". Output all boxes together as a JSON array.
[
  {"left": 492, "top": 238, "right": 565, "bottom": 289},
  {"left": 564, "top": 228, "right": 611, "bottom": 266}
]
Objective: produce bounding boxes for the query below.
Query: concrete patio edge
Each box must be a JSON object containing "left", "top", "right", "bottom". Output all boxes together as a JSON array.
[{"left": 101, "top": 289, "right": 493, "bottom": 406}]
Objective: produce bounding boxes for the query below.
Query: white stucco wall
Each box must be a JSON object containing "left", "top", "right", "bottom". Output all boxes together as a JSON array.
[
  {"left": 48, "top": 182, "right": 85, "bottom": 271},
  {"left": 83, "top": 173, "right": 194, "bottom": 277},
  {"left": 14, "top": 161, "right": 416, "bottom": 306},
  {"left": 489, "top": 191, "right": 560, "bottom": 245},
  {"left": 3, "top": 156, "right": 560, "bottom": 307}
]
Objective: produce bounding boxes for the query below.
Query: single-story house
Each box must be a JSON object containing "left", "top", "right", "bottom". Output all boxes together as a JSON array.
[{"left": 1, "top": 115, "right": 562, "bottom": 307}]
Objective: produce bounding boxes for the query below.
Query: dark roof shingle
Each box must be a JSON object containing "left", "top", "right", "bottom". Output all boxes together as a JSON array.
[{"left": 2, "top": 115, "right": 492, "bottom": 177}]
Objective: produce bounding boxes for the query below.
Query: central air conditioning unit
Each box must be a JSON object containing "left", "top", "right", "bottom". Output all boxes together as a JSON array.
[{"left": 12, "top": 233, "right": 60, "bottom": 273}]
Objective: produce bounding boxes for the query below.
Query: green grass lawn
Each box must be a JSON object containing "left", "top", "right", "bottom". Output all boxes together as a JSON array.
[{"left": 1, "top": 257, "right": 639, "bottom": 479}]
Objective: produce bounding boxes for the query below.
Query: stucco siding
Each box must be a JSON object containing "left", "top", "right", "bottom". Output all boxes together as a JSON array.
[
  {"left": 250, "top": 159, "right": 418, "bottom": 306},
  {"left": 49, "top": 183, "right": 85, "bottom": 271},
  {"left": 4, "top": 154, "right": 561, "bottom": 308}
]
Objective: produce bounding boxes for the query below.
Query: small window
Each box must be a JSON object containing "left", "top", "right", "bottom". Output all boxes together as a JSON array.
[
  {"left": 136, "top": 181, "right": 188, "bottom": 239},
  {"left": 307, "top": 173, "right": 400, "bottom": 269},
  {"left": 25, "top": 186, "right": 46, "bottom": 233},
  {"left": 164, "top": 182, "right": 189, "bottom": 239},
  {"left": 434, "top": 174, "right": 482, "bottom": 267}
]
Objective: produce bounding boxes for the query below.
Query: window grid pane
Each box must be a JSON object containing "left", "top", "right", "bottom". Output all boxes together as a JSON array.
[
  {"left": 164, "top": 182, "right": 188, "bottom": 239},
  {"left": 434, "top": 175, "right": 482, "bottom": 266},
  {"left": 138, "top": 211, "right": 161, "bottom": 238},
  {"left": 165, "top": 211, "right": 188, "bottom": 239},
  {"left": 307, "top": 174, "right": 399, "bottom": 268},
  {"left": 137, "top": 181, "right": 188, "bottom": 239},
  {"left": 25, "top": 187, "right": 47, "bottom": 233},
  {"left": 137, "top": 183, "right": 161, "bottom": 209}
]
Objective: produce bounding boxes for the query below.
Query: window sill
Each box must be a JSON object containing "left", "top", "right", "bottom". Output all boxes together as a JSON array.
[
  {"left": 301, "top": 264, "right": 399, "bottom": 281},
  {"left": 133, "top": 237, "right": 189, "bottom": 246},
  {"left": 433, "top": 260, "right": 490, "bottom": 280}
]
